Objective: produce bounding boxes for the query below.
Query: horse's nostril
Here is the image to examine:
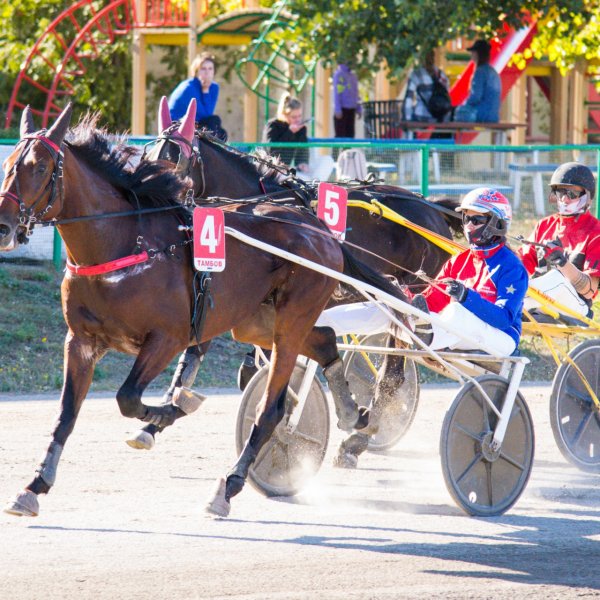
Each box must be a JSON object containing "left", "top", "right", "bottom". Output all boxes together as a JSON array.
[{"left": 0, "top": 224, "right": 11, "bottom": 238}]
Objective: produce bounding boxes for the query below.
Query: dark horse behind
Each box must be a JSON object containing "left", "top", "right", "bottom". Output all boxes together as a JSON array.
[
  {"left": 140, "top": 97, "right": 463, "bottom": 466},
  {"left": 0, "top": 104, "right": 410, "bottom": 518}
]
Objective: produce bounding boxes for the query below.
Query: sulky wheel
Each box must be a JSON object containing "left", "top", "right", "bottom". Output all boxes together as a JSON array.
[
  {"left": 550, "top": 339, "right": 600, "bottom": 473},
  {"left": 440, "top": 375, "right": 534, "bottom": 516},
  {"left": 343, "top": 332, "right": 419, "bottom": 451},
  {"left": 235, "top": 361, "right": 330, "bottom": 497}
]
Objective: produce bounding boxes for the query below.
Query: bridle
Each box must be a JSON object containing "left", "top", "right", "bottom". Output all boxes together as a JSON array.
[
  {"left": 0, "top": 133, "right": 64, "bottom": 241},
  {"left": 142, "top": 126, "right": 205, "bottom": 204}
]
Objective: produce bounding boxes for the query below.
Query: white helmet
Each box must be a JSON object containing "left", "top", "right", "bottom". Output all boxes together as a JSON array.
[{"left": 455, "top": 187, "right": 512, "bottom": 245}]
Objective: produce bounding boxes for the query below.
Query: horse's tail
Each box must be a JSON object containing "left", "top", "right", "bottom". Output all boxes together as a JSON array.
[
  {"left": 430, "top": 197, "right": 463, "bottom": 238},
  {"left": 340, "top": 245, "right": 408, "bottom": 305}
]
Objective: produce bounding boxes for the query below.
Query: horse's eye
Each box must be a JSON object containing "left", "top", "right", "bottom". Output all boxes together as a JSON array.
[{"left": 36, "top": 164, "right": 47, "bottom": 174}]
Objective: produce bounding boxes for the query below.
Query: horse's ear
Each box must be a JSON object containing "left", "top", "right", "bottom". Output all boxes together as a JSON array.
[
  {"left": 20, "top": 106, "right": 36, "bottom": 138},
  {"left": 46, "top": 103, "right": 73, "bottom": 146},
  {"left": 158, "top": 96, "right": 172, "bottom": 133},
  {"left": 177, "top": 98, "right": 196, "bottom": 144}
]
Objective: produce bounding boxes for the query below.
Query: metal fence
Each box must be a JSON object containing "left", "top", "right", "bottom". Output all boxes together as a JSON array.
[{"left": 2, "top": 139, "right": 600, "bottom": 264}]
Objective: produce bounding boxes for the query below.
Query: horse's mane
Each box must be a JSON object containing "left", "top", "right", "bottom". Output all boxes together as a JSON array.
[
  {"left": 251, "top": 149, "right": 288, "bottom": 183},
  {"left": 195, "top": 130, "right": 287, "bottom": 185},
  {"left": 66, "top": 113, "right": 186, "bottom": 208}
]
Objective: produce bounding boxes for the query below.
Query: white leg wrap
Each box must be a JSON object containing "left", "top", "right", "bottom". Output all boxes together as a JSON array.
[{"left": 172, "top": 386, "right": 206, "bottom": 415}]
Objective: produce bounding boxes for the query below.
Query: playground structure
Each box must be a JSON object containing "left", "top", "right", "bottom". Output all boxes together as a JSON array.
[{"left": 3, "top": 0, "right": 600, "bottom": 143}]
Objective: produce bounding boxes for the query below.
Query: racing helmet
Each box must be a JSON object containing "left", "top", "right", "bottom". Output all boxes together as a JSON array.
[
  {"left": 455, "top": 187, "right": 512, "bottom": 245},
  {"left": 550, "top": 162, "right": 596, "bottom": 200}
]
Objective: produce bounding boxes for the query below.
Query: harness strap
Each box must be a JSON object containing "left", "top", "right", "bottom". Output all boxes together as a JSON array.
[
  {"left": 0, "top": 191, "right": 20, "bottom": 208},
  {"left": 66, "top": 251, "right": 150, "bottom": 276}
]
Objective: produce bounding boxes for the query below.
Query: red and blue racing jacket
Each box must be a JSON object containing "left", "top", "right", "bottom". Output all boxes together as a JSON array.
[{"left": 423, "top": 243, "right": 529, "bottom": 347}]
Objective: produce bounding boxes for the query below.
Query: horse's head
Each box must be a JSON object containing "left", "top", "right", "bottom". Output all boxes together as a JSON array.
[
  {"left": 145, "top": 97, "right": 197, "bottom": 173},
  {"left": 0, "top": 104, "right": 72, "bottom": 250}
]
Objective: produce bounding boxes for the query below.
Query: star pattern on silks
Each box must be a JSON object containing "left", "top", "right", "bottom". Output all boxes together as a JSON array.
[{"left": 506, "top": 284, "right": 516, "bottom": 294}]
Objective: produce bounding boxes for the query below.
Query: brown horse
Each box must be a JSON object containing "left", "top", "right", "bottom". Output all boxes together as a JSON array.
[
  {"left": 138, "top": 97, "right": 463, "bottom": 466},
  {"left": 0, "top": 105, "right": 406, "bottom": 518}
]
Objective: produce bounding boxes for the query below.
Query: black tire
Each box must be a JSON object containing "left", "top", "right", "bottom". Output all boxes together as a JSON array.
[
  {"left": 440, "top": 375, "right": 535, "bottom": 516},
  {"left": 550, "top": 339, "right": 600, "bottom": 473},
  {"left": 342, "top": 332, "right": 419, "bottom": 451},
  {"left": 235, "top": 362, "right": 330, "bottom": 497}
]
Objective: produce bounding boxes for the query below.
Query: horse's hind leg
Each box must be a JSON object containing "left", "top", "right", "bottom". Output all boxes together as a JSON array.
[
  {"left": 335, "top": 336, "right": 406, "bottom": 469},
  {"left": 5, "top": 333, "right": 102, "bottom": 517},
  {"left": 127, "top": 342, "right": 211, "bottom": 450},
  {"left": 207, "top": 277, "right": 335, "bottom": 517}
]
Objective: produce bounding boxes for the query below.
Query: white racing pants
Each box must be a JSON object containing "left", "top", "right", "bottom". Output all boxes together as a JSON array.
[
  {"left": 428, "top": 302, "right": 516, "bottom": 356},
  {"left": 524, "top": 269, "right": 589, "bottom": 317},
  {"left": 316, "top": 302, "right": 391, "bottom": 336},
  {"left": 316, "top": 300, "right": 516, "bottom": 356}
]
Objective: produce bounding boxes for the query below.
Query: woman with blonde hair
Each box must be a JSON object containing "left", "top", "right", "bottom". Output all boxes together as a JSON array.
[
  {"left": 263, "top": 92, "right": 334, "bottom": 180},
  {"left": 168, "top": 51, "right": 227, "bottom": 140}
]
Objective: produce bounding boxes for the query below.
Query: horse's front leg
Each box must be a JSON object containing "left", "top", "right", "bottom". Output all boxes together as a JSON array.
[
  {"left": 4, "top": 332, "right": 102, "bottom": 517},
  {"left": 127, "top": 341, "right": 211, "bottom": 450},
  {"left": 115, "top": 333, "right": 190, "bottom": 428}
]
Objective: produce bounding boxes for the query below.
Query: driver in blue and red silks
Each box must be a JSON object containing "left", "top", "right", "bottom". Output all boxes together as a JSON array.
[
  {"left": 322, "top": 187, "right": 530, "bottom": 357},
  {"left": 411, "top": 187, "right": 530, "bottom": 356},
  {"left": 332, "top": 188, "right": 530, "bottom": 469}
]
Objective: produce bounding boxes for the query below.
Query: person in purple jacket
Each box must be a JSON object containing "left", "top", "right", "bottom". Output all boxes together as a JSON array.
[
  {"left": 168, "top": 52, "right": 227, "bottom": 141},
  {"left": 333, "top": 64, "right": 362, "bottom": 138}
]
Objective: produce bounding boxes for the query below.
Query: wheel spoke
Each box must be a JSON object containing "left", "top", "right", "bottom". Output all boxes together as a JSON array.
[
  {"left": 564, "top": 383, "right": 593, "bottom": 410},
  {"left": 291, "top": 429, "right": 324, "bottom": 446},
  {"left": 253, "top": 436, "right": 282, "bottom": 470},
  {"left": 486, "top": 461, "right": 493, "bottom": 506},
  {"left": 455, "top": 422, "right": 482, "bottom": 442},
  {"left": 498, "top": 449, "right": 526, "bottom": 471},
  {"left": 567, "top": 410, "right": 595, "bottom": 449},
  {"left": 455, "top": 452, "right": 483, "bottom": 484}
]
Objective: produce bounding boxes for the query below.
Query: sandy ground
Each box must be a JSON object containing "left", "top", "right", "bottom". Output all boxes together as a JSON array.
[{"left": 1, "top": 383, "right": 599, "bottom": 599}]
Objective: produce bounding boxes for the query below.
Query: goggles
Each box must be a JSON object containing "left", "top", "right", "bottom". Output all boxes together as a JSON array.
[
  {"left": 462, "top": 213, "right": 489, "bottom": 226},
  {"left": 550, "top": 187, "right": 585, "bottom": 201}
]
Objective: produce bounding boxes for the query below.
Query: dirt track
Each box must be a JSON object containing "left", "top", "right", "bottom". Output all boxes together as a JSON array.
[{"left": 1, "top": 384, "right": 599, "bottom": 599}]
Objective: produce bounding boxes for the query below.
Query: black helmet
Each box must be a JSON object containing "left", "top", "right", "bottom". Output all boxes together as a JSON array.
[{"left": 550, "top": 162, "right": 596, "bottom": 199}]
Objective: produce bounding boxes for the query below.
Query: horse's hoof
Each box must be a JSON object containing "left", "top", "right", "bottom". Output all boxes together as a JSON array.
[
  {"left": 205, "top": 478, "right": 231, "bottom": 518},
  {"left": 172, "top": 386, "right": 206, "bottom": 415},
  {"left": 126, "top": 429, "right": 155, "bottom": 450},
  {"left": 333, "top": 451, "right": 358, "bottom": 470},
  {"left": 4, "top": 489, "right": 39, "bottom": 517}
]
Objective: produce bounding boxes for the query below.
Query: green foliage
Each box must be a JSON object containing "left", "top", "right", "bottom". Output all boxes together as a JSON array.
[
  {"left": 285, "top": 0, "right": 598, "bottom": 78},
  {"left": 0, "top": 0, "right": 132, "bottom": 130}
]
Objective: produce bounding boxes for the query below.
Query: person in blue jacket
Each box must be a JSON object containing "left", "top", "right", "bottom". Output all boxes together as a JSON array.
[
  {"left": 455, "top": 40, "right": 501, "bottom": 123},
  {"left": 168, "top": 52, "right": 227, "bottom": 140}
]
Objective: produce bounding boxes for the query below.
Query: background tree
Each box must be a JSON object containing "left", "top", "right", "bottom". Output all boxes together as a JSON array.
[
  {"left": 285, "top": 0, "right": 598, "bottom": 78},
  {"left": 0, "top": 0, "right": 135, "bottom": 133}
]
